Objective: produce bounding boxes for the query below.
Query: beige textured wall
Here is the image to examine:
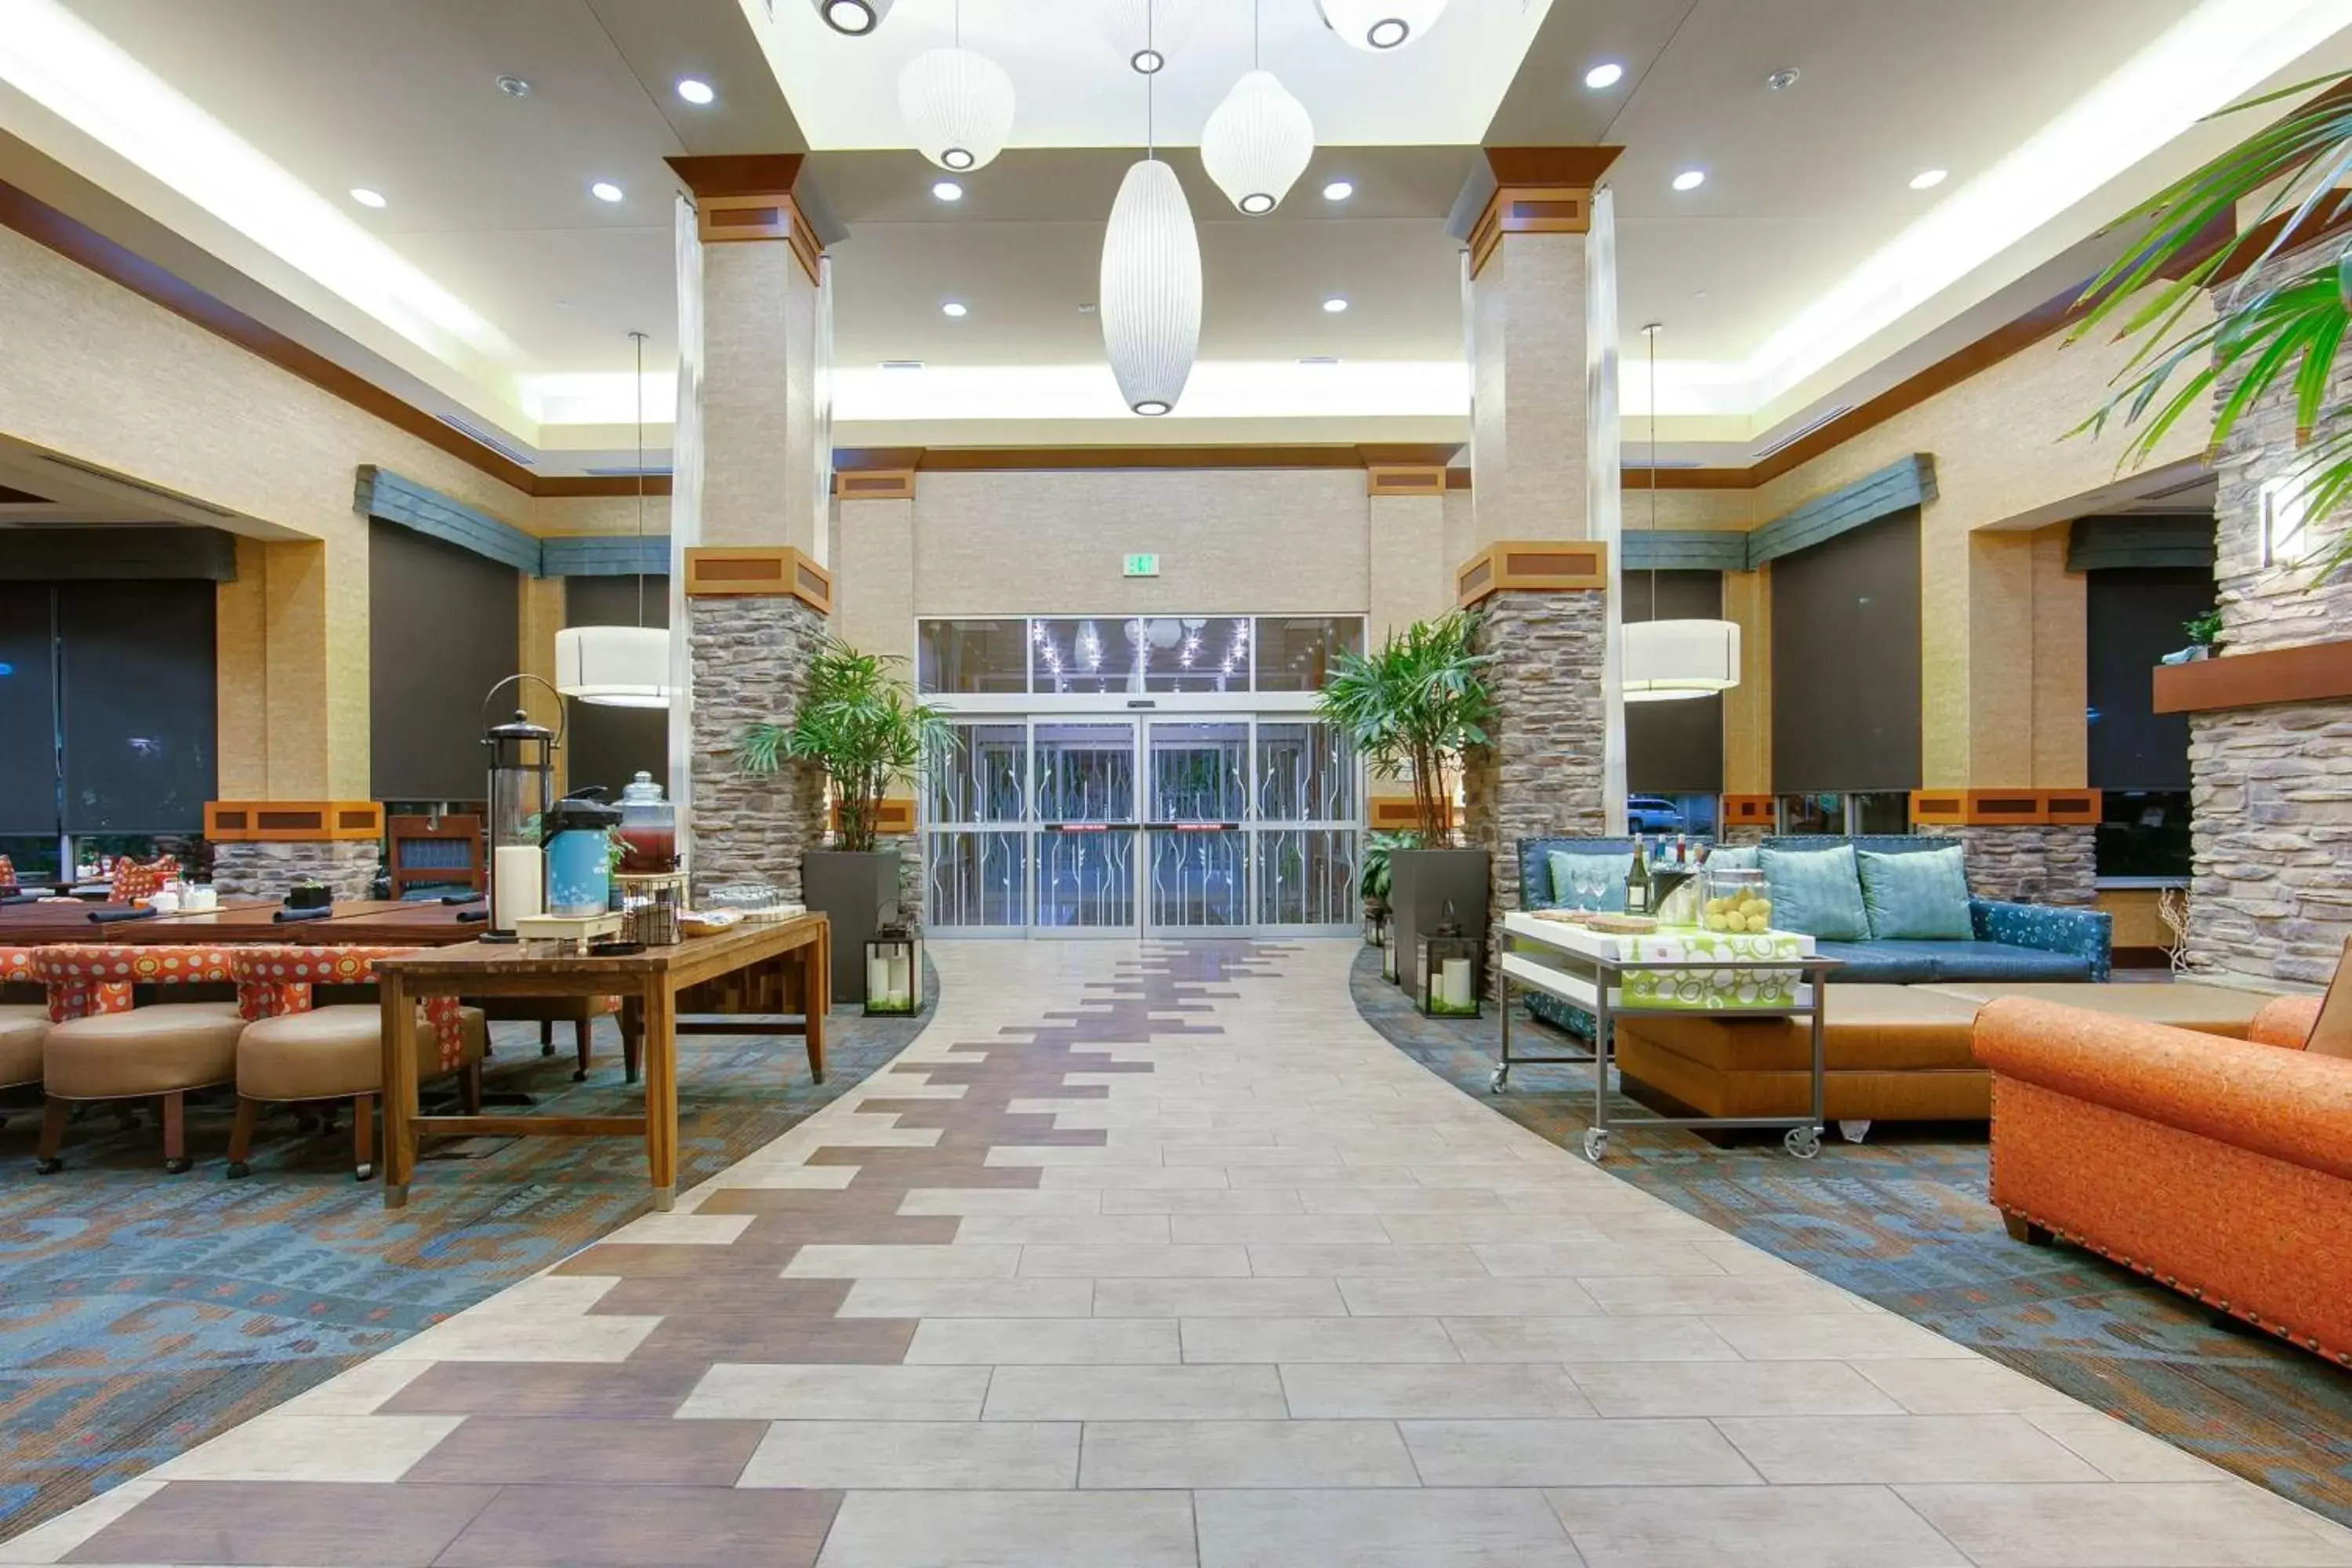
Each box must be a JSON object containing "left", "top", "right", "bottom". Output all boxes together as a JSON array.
[
  {"left": 532, "top": 493, "right": 673, "bottom": 539},
  {"left": 699, "top": 242, "right": 818, "bottom": 555},
  {"left": 1753, "top": 303, "right": 2215, "bottom": 786},
  {"left": 1722, "top": 565, "right": 1771, "bottom": 795},
  {"left": 1468, "top": 233, "right": 1589, "bottom": 551},
  {"left": 835, "top": 495, "right": 916, "bottom": 665},
  {"left": 910, "top": 469, "right": 1372, "bottom": 617},
  {"left": 517, "top": 575, "right": 567, "bottom": 793},
  {"left": 1368, "top": 493, "right": 1449, "bottom": 643}
]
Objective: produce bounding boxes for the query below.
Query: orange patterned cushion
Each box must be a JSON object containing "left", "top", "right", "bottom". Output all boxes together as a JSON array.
[
  {"left": 0, "top": 855, "right": 15, "bottom": 891},
  {"left": 107, "top": 857, "right": 177, "bottom": 906},
  {"left": 32, "top": 942, "right": 236, "bottom": 1022},
  {"left": 227, "top": 946, "right": 466, "bottom": 1072}
]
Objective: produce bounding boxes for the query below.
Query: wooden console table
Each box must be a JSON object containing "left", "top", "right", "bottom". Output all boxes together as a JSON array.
[{"left": 373, "top": 915, "right": 829, "bottom": 1211}]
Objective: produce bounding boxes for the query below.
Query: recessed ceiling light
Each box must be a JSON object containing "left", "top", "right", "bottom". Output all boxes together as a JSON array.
[
  {"left": 1299, "top": 355, "right": 1341, "bottom": 366},
  {"left": 942, "top": 301, "right": 968, "bottom": 318},
  {"left": 931, "top": 179, "right": 964, "bottom": 201},
  {"left": 1322, "top": 179, "right": 1354, "bottom": 201},
  {"left": 818, "top": 0, "right": 891, "bottom": 34},
  {"left": 1671, "top": 169, "right": 1706, "bottom": 191},
  {"left": 1909, "top": 168, "right": 1948, "bottom": 190},
  {"left": 1766, "top": 66, "right": 1800, "bottom": 90},
  {"left": 676, "top": 78, "right": 715, "bottom": 105},
  {"left": 590, "top": 181, "right": 624, "bottom": 202},
  {"left": 1322, "top": 296, "right": 1348, "bottom": 314},
  {"left": 350, "top": 187, "right": 387, "bottom": 209},
  {"left": 496, "top": 74, "right": 532, "bottom": 98},
  {"left": 1584, "top": 61, "right": 1624, "bottom": 89},
  {"left": 880, "top": 359, "right": 924, "bottom": 370}
]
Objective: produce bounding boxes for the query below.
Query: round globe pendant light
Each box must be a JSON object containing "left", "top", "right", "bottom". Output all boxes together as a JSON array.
[
  {"left": 557, "top": 332, "right": 675, "bottom": 710},
  {"left": 1201, "top": 5, "right": 1313, "bottom": 217},
  {"left": 1624, "top": 322, "right": 1740, "bottom": 704},
  {"left": 1314, "top": 0, "right": 1448, "bottom": 52},
  {"left": 898, "top": 3, "right": 1014, "bottom": 172},
  {"left": 1099, "top": 5, "right": 1200, "bottom": 416}
]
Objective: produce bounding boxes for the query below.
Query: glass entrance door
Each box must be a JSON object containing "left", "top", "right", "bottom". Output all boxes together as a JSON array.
[
  {"left": 1145, "top": 721, "right": 1249, "bottom": 933},
  {"left": 1032, "top": 721, "right": 1138, "bottom": 935}
]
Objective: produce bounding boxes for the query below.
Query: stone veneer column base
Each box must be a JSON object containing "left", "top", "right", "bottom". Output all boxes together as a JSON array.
[
  {"left": 1915, "top": 823, "right": 2096, "bottom": 906},
  {"left": 1462, "top": 590, "right": 1610, "bottom": 926},
  {"left": 688, "top": 595, "right": 829, "bottom": 904},
  {"left": 2187, "top": 702, "right": 2352, "bottom": 986},
  {"left": 211, "top": 840, "right": 379, "bottom": 902}
]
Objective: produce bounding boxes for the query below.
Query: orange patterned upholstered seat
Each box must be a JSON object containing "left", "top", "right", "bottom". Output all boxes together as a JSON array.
[
  {"left": 107, "top": 857, "right": 178, "bottom": 906},
  {"left": 1973, "top": 978, "right": 2352, "bottom": 1368}
]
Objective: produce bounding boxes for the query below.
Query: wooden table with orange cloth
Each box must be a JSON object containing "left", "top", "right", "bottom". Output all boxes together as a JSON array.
[{"left": 370, "top": 913, "right": 830, "bottom": 1211}]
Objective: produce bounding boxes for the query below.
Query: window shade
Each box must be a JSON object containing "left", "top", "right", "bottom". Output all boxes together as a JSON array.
[
  {"left": 2088, "top": 565, "right": 2209, "bottom": 790},
  {"left": 1771, "top": 509, "right": 1922, "bottom": 793},
  {"left": 0, "top": 584, "right": 58, "bottom": 834},
  {"left": 369, "top": 521, "right": 519, "bottom": 802},
  {"left": 1623, "top": 569, "right": 1725, "bottom": 794},
  {"left": 562, "top": 574, "right": 670, "bottom": 801},
  {"left": 57, "top": 579, "right": 216, "bottom": 832}
]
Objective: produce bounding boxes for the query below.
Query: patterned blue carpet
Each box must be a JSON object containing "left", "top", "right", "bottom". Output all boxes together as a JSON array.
[
  {"left": 0, "top": 1005, "right": 920, "bottom": 1539},
  {"left": 1351, "top": 945, "right": 2352, "bottom": 1530}
]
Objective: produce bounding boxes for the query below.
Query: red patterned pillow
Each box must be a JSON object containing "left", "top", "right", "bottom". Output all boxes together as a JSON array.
[
  {"left": 109, "top": 856, "right": 178, "bottom": 906},
  {"left": 0, "top": 855, "right": 16, "bottom": 891}
]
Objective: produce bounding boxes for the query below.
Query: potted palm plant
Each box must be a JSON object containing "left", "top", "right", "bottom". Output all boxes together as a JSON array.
[
  {"left": 1318, "top": 612, "right": 1495, "bottom": 991},
  {"left": 739, "top": 637, "right": 945, "bottom": 1004}
]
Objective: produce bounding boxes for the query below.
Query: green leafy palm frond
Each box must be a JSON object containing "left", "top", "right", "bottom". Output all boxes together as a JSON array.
[
  {"left": 735, "top": 636, "right": 947, "bottom": 852},
  {"left": 1316, "top": 612, "right": 1495, "bottom": 843}
]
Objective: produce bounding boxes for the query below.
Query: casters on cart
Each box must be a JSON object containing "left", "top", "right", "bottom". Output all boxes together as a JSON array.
[
  {"left": 34, "top": 1156, "right": 62, "bottom": 1174},
  {"left": 163, "top": 1156, "right": 193, "bottom": 1174},
  {"left": 1489, "top": 1066, "right": 1509, "bottom": 1094},
  {"left": 225, "top": 1160, "right": 251, "bottom": 1180},
  {"left": 1838, "top": 1119, "right": 1872, "bottom": 1144},
  {"left": 1783, "top": 1125, "right": 1824, "bottom": 1160},
  {"left": 354, "top": 1163, "right": 375, "bottom": 1182},
  {"left": 1582, "top": 1127, "right": 1610, "bottom": 1163}
]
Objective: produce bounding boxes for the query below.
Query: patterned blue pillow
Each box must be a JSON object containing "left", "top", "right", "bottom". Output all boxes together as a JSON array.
[
  {"left": 1857, "top": 846, "right": 1973, "bottom": 939},
  {"left": 1546, "top": 850, "right": 1627, "bottom": 913},
  {"left": 1759, "top": 844, "right": 1871, "bottom": 941}
]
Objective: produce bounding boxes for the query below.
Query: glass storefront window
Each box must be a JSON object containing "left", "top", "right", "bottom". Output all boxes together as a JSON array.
[
  {"left": 1254, "top": 617, "right": 1363, "bottom": 691},
  {"left": 1849, "top": 792, "right": 1912, "bottom": 835},
  {"left": 0, "top": 835, "right": 61, "bottom": 887},
  {"left": 927, "top": 724, "right": 1027, "bottom": 823},
  {"left": 918, "top": 619, "right": 1029, "bottom": 694},
  {"left": 1778, "top": 793, "right": 1843, "bottom": 835},
  {"left": 2097, "top": 789, "right": 2191, "bottom": 879}
]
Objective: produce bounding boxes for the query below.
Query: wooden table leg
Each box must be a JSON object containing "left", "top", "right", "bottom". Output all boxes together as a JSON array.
[
  {"left": 381, "top": 974, "right": 419, "bottom": 1207},
  {"left": 641, "top": 978, "right": 678, "bottom": 1210},
  {"left": 804, "top": 927, "right": 828, "bottom": 1086}
]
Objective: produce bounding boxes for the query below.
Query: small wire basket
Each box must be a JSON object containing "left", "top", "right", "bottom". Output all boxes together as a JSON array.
[{"left": 617, "top": 872, "right": 688, "bottom": 946}]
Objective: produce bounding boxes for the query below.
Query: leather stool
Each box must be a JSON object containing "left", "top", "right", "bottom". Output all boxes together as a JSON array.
[
  {"left": 229, "top": 1004, "right": 486, "bottom": 1180},
  {"left": 36, "top": 1001, "right": 245, "bottom": 1172}
]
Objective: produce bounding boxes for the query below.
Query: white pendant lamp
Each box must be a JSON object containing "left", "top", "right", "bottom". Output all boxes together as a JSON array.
[
  {"left": 556, "top": 331, "right": 675, "bottom": 710},
  {"left": 1099, "top": 4, "right": 1200, "bottom": 416},
  {"left": 898, "top": 2, "right": 1014, "bottom": 172},
  {"left": 1315, "top": 0, "right": 1447, "bottom": 52},
  {"left": 1201, "top": 5, "right": 1313, "bottom": 217},
  {"left": 1624, "top": 321, "right": 1740, "bottom": 704}
]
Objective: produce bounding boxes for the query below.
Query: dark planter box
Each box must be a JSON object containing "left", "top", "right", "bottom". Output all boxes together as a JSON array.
[
  {"left": 804, "top": 848, "right": 902, "bottom": 1006},
  {"left": 1388, "top": 847, "right": 1490, "bottom": 996}
]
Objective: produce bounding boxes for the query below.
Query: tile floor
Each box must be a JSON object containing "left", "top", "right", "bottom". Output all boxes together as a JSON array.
[{"left": 5, "top": 938, "right": 2350, "bottom": 1567}]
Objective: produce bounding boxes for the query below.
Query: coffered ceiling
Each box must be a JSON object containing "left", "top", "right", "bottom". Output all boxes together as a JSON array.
[{"left": 1, "top": 0, "right": 2348, "bottom": 471}]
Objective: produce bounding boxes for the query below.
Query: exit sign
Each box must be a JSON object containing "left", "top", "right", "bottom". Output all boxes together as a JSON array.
[{"left": 1123, "top": 553, "right": 1160, "bottom": 578}]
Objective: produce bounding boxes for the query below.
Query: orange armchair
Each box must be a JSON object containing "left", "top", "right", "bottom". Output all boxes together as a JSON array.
[{"left": 1973, "top": 996, "right": 2352, "bottom": 1367}]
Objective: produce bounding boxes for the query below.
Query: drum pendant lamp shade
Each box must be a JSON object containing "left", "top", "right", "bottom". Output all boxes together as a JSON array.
[
  {"left": 898, "top": 46, "right": 1015, "bottom": 172},
  {"left": 1623, "top": 619, "right": 1740, "bottom": 702},
  {"left": 555, "top": 626, "right": 673, "bottom": 709},
  {"left": 1314, "top": 0, "right": 1448, "bottom": 51},
  {"left": 1200, "top": 70, "right": 1314, "bottom": 216},
  {"left": 1099, "top": 157, "right": 1202, "bottom": 416}
]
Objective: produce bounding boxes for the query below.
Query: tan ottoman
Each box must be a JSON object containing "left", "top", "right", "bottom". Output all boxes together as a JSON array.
[
  {"left": 36, "top": 1001, "right": 247, "bottom": 1173},
  {"left": 1915, "top": 981, "right": 2271, "bottom": 1039},
  {"left": 228, "top": 1004, "right": 486, "bottom": 1181},
  {"left": 1613, "top": 985, "right": 1988, "bottom": 1141},
  {"left": 0, "top": 1004, "right": 47, "bottom": 1091}
]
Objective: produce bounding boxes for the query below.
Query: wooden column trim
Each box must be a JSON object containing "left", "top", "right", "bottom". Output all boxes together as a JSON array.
[
  {"left": 1466, "top": 147, "right": 1623, "bottom": 280},
  {"left": 834, "top": 468, "right": 917, "bottom": 501},
  {"left": 1719, "top": 795, "right": 1774, "bottom": 828},
  {"left": 1367, "top": 464, "right": 1446, "bottom": 499},
  {"left": 665, "top": 154, "right": 824, "bottom": 285},
  {"left": 683, "top": 546, "right": 832, "bottom": 614},
  {"left": 1456, "top": 539, "right": 1610, "bottom": 606},
  {"left": 1907, "top": 789, "right": 2100, "bottom": 827},
  {"left": 206, "top": 801, "right": 384, "bottom": 842}
]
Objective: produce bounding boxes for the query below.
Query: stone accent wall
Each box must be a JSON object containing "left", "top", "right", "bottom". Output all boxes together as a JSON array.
[
  {"left": 212, "top": 840, "right": 378, "bottom": 902},
  {"left": 1462, "top": 590, "right": 1610, "bottom": 923},
  {"left": 687, "top": 595, "right": 829, "bottom": 904},
  {"left": 1915, "top": 824, "right": 2096, "bottom": 906},
  {"left": 2185, "top": 240, "right": 2352, "bottom": 986}
]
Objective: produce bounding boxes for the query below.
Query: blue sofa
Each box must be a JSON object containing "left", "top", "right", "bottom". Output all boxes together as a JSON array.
[{"left": 1515, "top": 834, "right": 2111, "bottom": 1036}]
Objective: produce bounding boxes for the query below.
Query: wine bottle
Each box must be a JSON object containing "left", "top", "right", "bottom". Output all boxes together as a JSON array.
[{"left": 1626, "top": 835, "right": 1652, "bottom": 916}]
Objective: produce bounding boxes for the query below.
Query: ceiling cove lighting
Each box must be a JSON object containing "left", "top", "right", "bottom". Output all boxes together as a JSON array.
[
  {"left": 815, "top": 0, "right": 892, "bottom": 34},
  {"left": 1322, "top": 178, "right": 1353, "bottom": 201},
  {"left": 555, "top": 332, "right": 674, "bottom": 710},
  {"left": 350, "top": 187, "right": 387, "bottom": 208},
  {"left": 1671, "top": 169, "right": 1704, "bottom": 191},
  {"left": 931, "top": 179, "right": 964, "bottom": 201},
  {"left": 1909, "top": 168, "right": 1948, "bottom": 190},
  {"left": 1624, "top": 323, "right": 1740, "bottom": 704},
  {"left": 898, "top": 2, "right": 1014, "bottom": 172},
  {"left": 1315, "top": 0, "right": 1447, "bottom": 52},
  {"left": 1584, "top": 61, "right": 1624, "bottom": 89},
  {"left": 590, "top": 180, "right": 624, "bottom": 202},
  {"left": 676, "top": 77, "right": 715, "bottom": 104},
  {"left": 1100, "top": 5, "right": 1200, "bottom": 418}
]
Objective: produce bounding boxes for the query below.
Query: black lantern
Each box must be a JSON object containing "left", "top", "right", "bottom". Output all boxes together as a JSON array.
[
  {"left": 1417, "top": 899, "right": 1482, "bottom": 1018},
  {"left": 481, "top": 676, "right": 564, "bottom": 941},
  {"left": 1363, "top": 905, "right": 1391, "bottom": 949},
  {"left": 864, "top": 906, "right": 923, "bottom": 1016}
]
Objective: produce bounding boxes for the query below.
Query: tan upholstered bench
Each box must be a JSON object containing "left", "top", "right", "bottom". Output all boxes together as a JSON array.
[
  {"left": 230, "top": 1004, "right": 486, "bottom": 1181},
  {"left": 0, "top": 1003, "right": 49, "bottom": 1105},
  {"left": 37, "top": 1000, "right": 246, "bottom": 1172}
]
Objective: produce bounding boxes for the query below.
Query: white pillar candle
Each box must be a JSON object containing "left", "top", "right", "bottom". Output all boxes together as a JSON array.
[
  {"left": 887, "top": 951, "right": 913, "bottom": 1006},
  {"left": 1440, "top": 957, "right": 1471, "bottom": 1010},
  {"left": 492, "top": 845, "right": 545, "bottom": 929},
  {"left": 867, "top": 950, "right": 892, "bottom": 1003}
]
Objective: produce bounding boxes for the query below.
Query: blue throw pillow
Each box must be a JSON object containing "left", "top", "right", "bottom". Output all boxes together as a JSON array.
[
  {"left": 1545, "top": 850, "right": 1627, "bottom": 913},
  {"left": 1705, "top": 844, "right": 1759, "bottom": 870},
  {"left": 1759, "top": 844, "right": 1871, "bottom": 941},
  {"left": 1857, "top": 845, "right": 1973, "bottom": 939}
]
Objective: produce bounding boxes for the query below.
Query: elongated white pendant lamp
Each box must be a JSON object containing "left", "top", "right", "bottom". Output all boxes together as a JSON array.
[
  {"left": 1099, "top": 2, "right": 1200, "bottom": 416},
  {"left": 1201, "top": 2, "right": 1312, "bottom": 216},
  {"left": 1624, "top": 321, "right": 1740, "bottom": 703},
  {"left": 1314, "top": 0, "right": 1447, "bottom": 52},
  {"left": 556, "top": 332, "right": 675, "bottom": 709},
  {"left": 898, "top": 1, "right": 1014, "bottom": 172}
]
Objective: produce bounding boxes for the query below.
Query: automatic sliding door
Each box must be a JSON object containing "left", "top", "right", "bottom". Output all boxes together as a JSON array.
[
  {"left": 1146, "top": 721, "right": 1248, "bottom": 932},
  {"left": 1033, "top": 721, "right": 1138, "bottom": 934},
  {"left": 926, "top": 722, "right": 1028, "bottom": 930},
  {"left": 1255, "top": 720, "right": 1359, "bottom": 931}
]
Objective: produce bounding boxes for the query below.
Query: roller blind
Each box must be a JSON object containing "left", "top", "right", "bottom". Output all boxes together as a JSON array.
[
  {"left": 57, "top": 579, "right": 216, "bottom": 832},
  {"left": 2087, "top": 565, "right": 2210, "bottom": 790},
  {"left": 0, "top": 584, "right": 59, "bottom": 834},
  {"left": 369, "top": 520, "right": 519, "bottom": 802},
  {"left": 1623, "top": 569, "right": 1725, "bottom": 794},
  {"left": 562, "top": 573, "right": 670, "bottom": 801},
  {"left": 1771, "top": 509, "right": 1922, "bottom": 793}
]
